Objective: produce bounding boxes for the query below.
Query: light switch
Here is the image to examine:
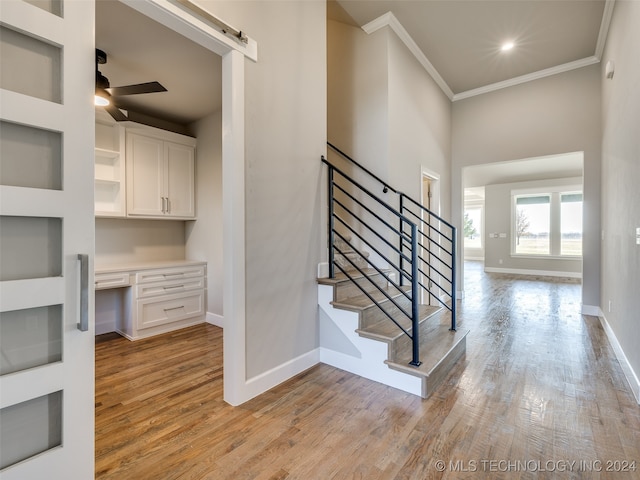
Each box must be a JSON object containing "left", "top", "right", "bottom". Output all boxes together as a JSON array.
[{"left": 636, "top": 227, "right": 640, "bottom": 245}]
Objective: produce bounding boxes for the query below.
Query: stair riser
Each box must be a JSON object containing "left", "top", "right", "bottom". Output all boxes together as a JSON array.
[
  {"left": 334, "top": 273, "right": 389, "bottom": 302},
  {"left": 422, "top": 338, "right": 466, "bottom": 398}
]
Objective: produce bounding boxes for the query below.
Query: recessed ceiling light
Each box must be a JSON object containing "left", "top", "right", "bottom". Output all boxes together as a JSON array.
[{"left": 501, "top": 41, "right": 515, "bottom": 52}]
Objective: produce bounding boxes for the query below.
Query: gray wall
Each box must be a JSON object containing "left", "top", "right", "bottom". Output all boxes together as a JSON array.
[
  {"left": 452, "top": 65, "right": 601, "bottom": 308},
  {"left": 186, "top": 111, "right": 223, "bottom": 317},
  {"left": 484, "top": 177, "right": 583, "bottom": 275},
  {"left": 600, "top": 0, "right": 640, "bottom": 386},
  {"left": 205, "top": 1, "right": 327, "bottom": 379}
]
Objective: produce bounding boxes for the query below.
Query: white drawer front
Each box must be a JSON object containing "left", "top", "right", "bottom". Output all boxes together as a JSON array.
[
  {"left": 95, "top": 272, "right": 130, "bottom": 290},
  {"left": 135, "top": 277, "right": 205, "bottom": 298},
  {"left": 136, "top": 291, "right": 204, "bottom": 330},
  {"left": 135, "top": 265, "right": 205, "bottom": 284}
]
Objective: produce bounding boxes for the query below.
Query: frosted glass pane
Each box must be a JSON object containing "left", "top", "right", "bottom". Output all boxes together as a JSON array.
[
  {"left": 0, "top": 305, "right": 62, "bottom": 375},
  {"left": 0, "top": 216, "right": 62, "bottom": 281},
  {"left": 0, "top": 26, "right": 62, "bottom": 103},
  {"left": 0, "top": 391, "right": 62, "bottom": 469},
  {"left": 0, "top": 121, "right": 62, "bottom": 190},
  {"left": 22, "top": 0, "right": 63, "bottom": 17}
]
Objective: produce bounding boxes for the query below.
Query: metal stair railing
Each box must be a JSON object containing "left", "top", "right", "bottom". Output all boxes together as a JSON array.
[{"left": 322, "top": 143, "right": 457, "bottom": 368}]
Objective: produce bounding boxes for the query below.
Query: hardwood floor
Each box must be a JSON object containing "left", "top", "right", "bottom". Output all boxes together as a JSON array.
[{"left": 95, "top": 262, "right": 640, "bottom": 479}]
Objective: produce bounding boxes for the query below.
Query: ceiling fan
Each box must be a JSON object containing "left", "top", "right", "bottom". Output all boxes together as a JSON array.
[{"left": 95, "top": 48, "right": 167, "bottom": 122}]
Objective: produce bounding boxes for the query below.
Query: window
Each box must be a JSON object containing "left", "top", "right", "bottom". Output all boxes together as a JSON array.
[
  {"left": 464, "top": 206, "right": 482, "bottom": 249},
  {"left": 512, "top": 189, "right": 582, "bottom": 257},
  {"left": 560, "top": 193, "right": 583, "bottom": 256}
]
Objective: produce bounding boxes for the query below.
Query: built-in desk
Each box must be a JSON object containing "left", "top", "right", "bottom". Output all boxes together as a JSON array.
[{"left": 95, "top": 260, "right": 207, "bottom": 340}]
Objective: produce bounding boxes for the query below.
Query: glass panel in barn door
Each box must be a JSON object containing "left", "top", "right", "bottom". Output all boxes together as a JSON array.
[{"left": 0, "top": 1, "right": 95, "bottom": 478}]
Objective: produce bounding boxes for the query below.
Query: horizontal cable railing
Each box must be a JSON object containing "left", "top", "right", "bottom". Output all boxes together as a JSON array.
[{"left": 323, "top": 143, "right": 457, "bottom": 366}]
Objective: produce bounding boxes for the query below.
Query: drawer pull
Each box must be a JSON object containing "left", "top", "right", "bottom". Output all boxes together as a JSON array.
[
  {"left": 163, "top": 273, "right": 184, "bottom": 278},
  {"left": 163, "top": 305, "right": 185, "bottom": 312},
  {"left": 163, "top": 285, "right": 185, "bottom": 290}
]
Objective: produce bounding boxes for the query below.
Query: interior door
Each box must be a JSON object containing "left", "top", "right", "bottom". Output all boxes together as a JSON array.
[{"left": 0, "top": 1, "right": 95, "bottom": 478}]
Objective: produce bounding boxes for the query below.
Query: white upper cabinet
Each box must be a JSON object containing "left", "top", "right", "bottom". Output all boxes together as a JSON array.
[{"left": 125, "top": 126, "right": 196, "bottom": 219}]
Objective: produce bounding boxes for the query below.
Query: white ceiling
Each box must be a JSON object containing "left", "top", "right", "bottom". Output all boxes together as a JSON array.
[
  {"left": 333, "top": 0, "right": 610, "bottom": 97},
  {"left": 95, "top": 0, "right": 221, "bottom": 126},
  {"left": 463, "top": 152, "right": 584, "bottom": 190}
]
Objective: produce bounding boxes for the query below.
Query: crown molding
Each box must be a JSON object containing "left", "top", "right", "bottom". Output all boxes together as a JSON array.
[
  {"left": 361, "top": 4, "right": 614, "bottom": 103},
  {"left": 452, "top": 56, "right": 600, "bottom": 101},
  {"left": 362, "top": 11, "right": 454, "bottom": 100},
  {"left": 595, "top": 0, "right": 616, "bottom": 59}
]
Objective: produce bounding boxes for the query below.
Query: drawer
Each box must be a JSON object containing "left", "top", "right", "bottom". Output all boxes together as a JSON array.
[
  {"left": 95, "top": 272, "right": 130, "bottom": 290},
  {"left": 136, "top": 290, "right": 204, "bottom": 330},
  {"left": 135, "top": 265, "right": 205, "bottom": 284},
  {"left": 135, "top": 277, "right": 205, "bottom": 298}
]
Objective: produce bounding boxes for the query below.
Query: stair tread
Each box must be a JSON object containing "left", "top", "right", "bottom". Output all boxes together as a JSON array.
[
  {"left": 317, "top": 268, "right": 388, "bottom": 286},
  {"left": 356, "top": 305, "right": 441, "bottom": 341},
  {"left": 386, "top": 318, "right": 469, "bottom": 379},
  {"left": 330, "top": 285, "right": 411, "bottom": 311}
]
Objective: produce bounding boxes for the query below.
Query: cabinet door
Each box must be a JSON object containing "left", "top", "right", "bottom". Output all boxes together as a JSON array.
[
  {"left": 126, "top": 133, "right": 164, "bottom": 216},
  {"left": 165, "top": 141, "right": 195, "bottom": 218}
]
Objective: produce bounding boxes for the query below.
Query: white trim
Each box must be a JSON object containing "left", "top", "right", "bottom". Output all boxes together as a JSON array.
[
  {"left": 206, "top": 312, "right": 224, "bottom": 328},
  {"left": 361, "top": 12, "right": 454, "bottom": 100},
  {"left": 222, "top": 50, "right": 248, "bottom": 406},
  {"left": 453, "top": 57, "right": 600, "bottom": 101},
  {"left": 243, "top": 349, "right": 320, "bottom": 401},
  {"left": 121, "top": 0, "right": 257, "bottom": 61},
  {"left": 598, "top": 313, "right": 640, "bottom": 405},
  {"left": 581, "top": 304, "right": 600, "bottom": 316},
  {"left": 484, "top": 266, "right": 581, "bottom": 279},
  {"left": 595, "top": 0, "right": 616, "bottom": 59}
]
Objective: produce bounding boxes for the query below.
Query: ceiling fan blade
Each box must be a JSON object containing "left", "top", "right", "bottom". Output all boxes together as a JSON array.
[
  {"left": 105, "top": 104, "right": 128, "bottom": 122},
  {"left": 108, "top": 81, "right": 167, "bottom": 96}
]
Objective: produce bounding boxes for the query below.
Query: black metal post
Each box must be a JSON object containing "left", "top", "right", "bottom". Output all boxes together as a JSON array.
[
  {"left": 409, "top": 222, "right": 422, "bottom": 367},
  {"left": 399, "top": 195, "right": 405, "bottom": 287},
  {"left": 450, "top": 226, "right": 457, "bottom": 331},
  {"left": 328, "top": 163, "right": 335, "bottom": 278}
]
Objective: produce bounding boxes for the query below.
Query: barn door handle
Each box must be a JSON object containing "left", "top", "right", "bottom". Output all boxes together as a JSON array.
[{"left": 77, "top": 254, "right": 89, "bottom": 332}]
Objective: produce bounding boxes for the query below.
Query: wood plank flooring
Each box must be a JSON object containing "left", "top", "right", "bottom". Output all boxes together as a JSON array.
[{"left": 95, "top": 262, "right": 640, "bottom": 479}]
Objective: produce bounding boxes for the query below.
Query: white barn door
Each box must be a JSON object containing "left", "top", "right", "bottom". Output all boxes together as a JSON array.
[{"left": 0, "top": 1, "right": 95, "bottom": 478}]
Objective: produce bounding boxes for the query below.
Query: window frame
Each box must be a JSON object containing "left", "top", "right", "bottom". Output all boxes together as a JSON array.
[{"left": 511, "top": 185, "right": 583, "bottom": 259}]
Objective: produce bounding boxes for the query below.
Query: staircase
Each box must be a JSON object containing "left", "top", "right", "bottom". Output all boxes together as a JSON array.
[{"left": 318, "top": 144, "right": 468, "bottom": 398}]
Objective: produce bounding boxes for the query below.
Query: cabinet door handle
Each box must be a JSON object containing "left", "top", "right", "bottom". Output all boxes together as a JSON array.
[
  {"left": 163, "top": 305, "right": 185, "bottom": 312},
  {"left": 77, "top": 254, "right": 89, "bottom": 332},
  {"left": 161, "top": 196, "right": 166, "bottom": 213},
  {"left": 165, "top": 197, "right": 170, "bottom": 214}
]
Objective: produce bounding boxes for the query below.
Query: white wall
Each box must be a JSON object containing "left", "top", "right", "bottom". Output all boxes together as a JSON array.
[
  {"left": 203, "top": 1, "right": 327, "bottom": 379},
  {"left": 483, "top": 177, "right": 583, "bottom": 276},
  {"left": 387, "top": 30, "right": 451, "bottom": 212},
  {"left": 452, "top": 65, "right": 601, "bottom": 308},
  {"left": 600, "top": 0, "right": 640, "bottom": 399},
  {"left": 95, "top": 218, "right": 185, "bottom": 266},
  {"left": 186, "top": 111, "right": 223, "bottom": 319}
]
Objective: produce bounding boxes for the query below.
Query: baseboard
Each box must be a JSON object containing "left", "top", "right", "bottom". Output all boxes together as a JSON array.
[
  {"left": 599, "top": 314, "right": 640, "bottom": 405},
  {"left": 206, "top": 312, "right": 224, "bottom": 328},
  {"left": 484, "top": 266, "right": 581, "bottom": 279},
  {"left": 581, "top": 305, "right": 600, "bottom": 316},
  {"left": 243, "top": 348, "right": 320, "bottom": 402},
  {"left": 318, "top": 262, "right": 329, "bottom": 279}
]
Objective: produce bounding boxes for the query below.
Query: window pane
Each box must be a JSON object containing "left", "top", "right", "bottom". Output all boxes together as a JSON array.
[
  {"left": 0, "top": 391, "right": 62, "bottom": 469},
  {"left": 561, "top": 194, "right": 583, "bottom": 256},
  {"left": 464, "top": 207, "right": 482, "bottom": 249},
  {"left": 515, "top": 195, "right": 550, "bottom": 255}
]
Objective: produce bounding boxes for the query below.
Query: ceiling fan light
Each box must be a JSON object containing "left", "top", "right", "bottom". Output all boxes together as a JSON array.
[{"left": 95, "top": 88, "right": 111, "bottom": 106}]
